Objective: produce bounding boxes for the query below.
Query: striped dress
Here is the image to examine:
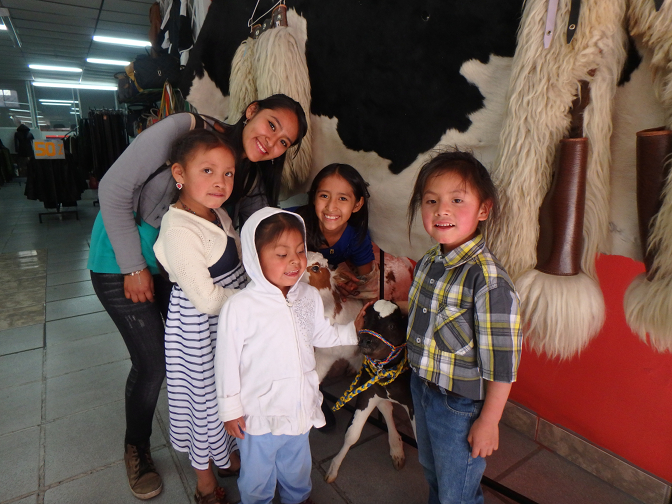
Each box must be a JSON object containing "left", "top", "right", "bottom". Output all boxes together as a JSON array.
[{"left": 164, "top": 235, "right": 248, "bottom": 470}]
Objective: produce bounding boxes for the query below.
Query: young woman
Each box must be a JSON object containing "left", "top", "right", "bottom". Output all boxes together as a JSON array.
[{"left": 88, "top": 95, "right": 307, "bottom": 500}]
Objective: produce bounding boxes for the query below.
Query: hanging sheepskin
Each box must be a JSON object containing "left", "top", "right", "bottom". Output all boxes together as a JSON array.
[
  {"left": 487, "top": 0, "right": 627, "bottom": 358},
  {"left": 227, "top": 37, "right": 258, "bottom": 123},
  {"left": 226, "top": 7, "right": 312, "bottom": 191},
  {"left": 253, "top": 10, "right": 312, "bottom": 190},
  {"left": 624, "top": 0, "right": 672, "bottom": 352}
]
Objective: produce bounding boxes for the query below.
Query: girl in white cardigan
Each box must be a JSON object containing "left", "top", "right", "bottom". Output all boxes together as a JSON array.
[
  {"left": 216, "top": 208, "right": 366, "bottom": 504},
  {"left": 153, "top": 129, "right": 247, "bottom": 504}
]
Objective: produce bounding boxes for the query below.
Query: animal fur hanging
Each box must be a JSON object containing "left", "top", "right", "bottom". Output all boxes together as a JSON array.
[
  {"left": 227, "top": 37, "right": 258, "bottom": 123},
  {"left": 624, "top": 0, "right": 672, "bottom": 352},
  {"left": 487, "top": 0, "right": 627, "bottom": 358},
  {"left": 253, "top": 11, "right": 313, "bottom": 190}
]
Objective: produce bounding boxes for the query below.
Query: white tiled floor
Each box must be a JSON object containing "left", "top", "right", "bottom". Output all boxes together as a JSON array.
[{"left": 0, "top": 180, "right": 644, "bottom": 504}]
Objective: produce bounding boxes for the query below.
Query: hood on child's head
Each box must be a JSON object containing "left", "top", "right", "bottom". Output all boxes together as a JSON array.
[{"left": 240, "top": 207, "right": 307, "bottom": 296}]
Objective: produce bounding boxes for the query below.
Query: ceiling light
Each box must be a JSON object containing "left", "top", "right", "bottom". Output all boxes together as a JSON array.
[
  {"left": 86, "top": 58, "right": 131, "bottom": 66},
  {"left": 29, "top": 64, "right": 82, "bottom": 73},
  {"left": 0, "top": 8, "right": 21, "bottom": 47},
  {"left": 40, "top": 102, "right": 74, "bottom": 106},
  {"left": 93, "top": 35, "right": 150, "bottom": 47},
  {"left": 32, "top": 81, "right": 116, "bottom": 91},
  {"left": 9, "top": 108, "right": 30, "bottom": 113},
  {"left": 0, "top": 23, "right": 6, "bottom": 31},
  {"left": 39, "top": 99, "right": 75, "bottom": 104}
]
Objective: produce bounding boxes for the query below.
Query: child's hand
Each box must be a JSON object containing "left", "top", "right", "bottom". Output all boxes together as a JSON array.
[
  {"left": 467, "top": 416, "right": 499, "bottom": 458},
  {"left": 354, "top": 300, "right": 376, "bottom": 332},
  {"left": 336, "top": 270, "right": 361, "bottom": 297},
  {"left": 224, "top": 417, "right": 246, "bottom": 439}
]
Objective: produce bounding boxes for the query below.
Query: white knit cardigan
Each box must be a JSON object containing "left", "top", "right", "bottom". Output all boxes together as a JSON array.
[{"left": 153, "top": 205, "right": 243, "bottom": 315}]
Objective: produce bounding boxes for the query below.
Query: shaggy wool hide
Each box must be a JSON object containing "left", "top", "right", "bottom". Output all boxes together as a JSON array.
[{"left": 182, "top": 0, "right": 672, "bottom": 356}]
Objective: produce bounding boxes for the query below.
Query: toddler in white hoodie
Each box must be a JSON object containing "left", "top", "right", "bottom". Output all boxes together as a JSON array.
[{"left": 215, "top": 207, "right": 366, "bottom": 504}]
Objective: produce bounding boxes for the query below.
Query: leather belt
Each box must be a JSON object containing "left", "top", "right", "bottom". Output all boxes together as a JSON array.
[{"left": 566, "top": 0, "right": 581, "bottom": 44}]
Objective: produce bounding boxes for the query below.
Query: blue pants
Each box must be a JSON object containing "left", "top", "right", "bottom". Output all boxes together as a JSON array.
[
  {"left": 237, "top": 432, "right": 311, "bottom": 504},
  {"left": 410, "top": 372, "right": 485, "bottom": 504}
]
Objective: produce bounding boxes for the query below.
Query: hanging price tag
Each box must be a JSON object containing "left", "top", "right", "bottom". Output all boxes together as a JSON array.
[{"left": 32, "top": 140, "right": 65, "bottom": 160}]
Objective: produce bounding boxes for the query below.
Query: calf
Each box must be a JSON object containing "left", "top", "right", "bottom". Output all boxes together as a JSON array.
[
  {"left": 325, "top": 300, "right": 415, "bottom": 484},
  {"left": 302, "top": 251, "right": 363, "bottom": 381}
]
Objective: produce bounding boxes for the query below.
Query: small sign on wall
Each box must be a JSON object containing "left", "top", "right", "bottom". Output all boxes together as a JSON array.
[{"left": 32, "top": 140, "right": 65, "bottom": 160}]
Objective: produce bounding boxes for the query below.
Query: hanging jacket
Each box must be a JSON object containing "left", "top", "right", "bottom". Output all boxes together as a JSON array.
[
  {"left": 215, "top": 207, "right": 358, "bottom": 436},
  {"left": 14, "top": 124, "right": 34, "bottom": 157}
]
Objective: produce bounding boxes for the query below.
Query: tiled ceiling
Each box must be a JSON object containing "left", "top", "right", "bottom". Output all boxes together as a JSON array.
[{"left": 0, "top": 0, "right": 157, "bottom": 85}]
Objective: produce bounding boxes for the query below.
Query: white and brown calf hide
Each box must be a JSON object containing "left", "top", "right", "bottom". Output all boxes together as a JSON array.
[
  {"left": 324, "top": 300, "right": 415, "bottom": 484},
  {"left": 301, "top": 251, "right": 363, "bottom": 381}
]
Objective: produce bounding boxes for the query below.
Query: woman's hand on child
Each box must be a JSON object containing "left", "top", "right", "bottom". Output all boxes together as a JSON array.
[
  {"left": 354, "top": 300, "right": 376, "bottom": 332},
  {"left": 124, "top": 268, "right": 155, "bottom": 303},
  {"left": 224, "top": 417, "right": 246, "bottom": 439},
  {"left": 467, "top": 416, "right": 499, "bottom": 458}
]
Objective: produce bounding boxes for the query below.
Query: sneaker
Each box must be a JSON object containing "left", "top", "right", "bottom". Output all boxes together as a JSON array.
[
  {"left": 194, "top": 486, "right": 229, "bottom": 504},
  {"left": 124, "top": 443, "right": 163, "bottom": 500}
]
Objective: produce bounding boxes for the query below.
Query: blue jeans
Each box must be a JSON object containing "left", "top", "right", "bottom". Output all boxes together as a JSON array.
[
  {"left": 237, "top": 432, "right": 311, "bottom": 504},
  {"left": 90, "top": 271, "right": 172, "bottom": 447},
  {"left": 410, "top": 372, "right": 485, "bottom": 504}
]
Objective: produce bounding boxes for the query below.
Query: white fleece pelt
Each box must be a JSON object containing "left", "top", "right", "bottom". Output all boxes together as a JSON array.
[
  {"left": 623, "top": 0, "right": 672, "bottom": 352},
  {"left": 227, "top": 38, "right": 257, "bottom": 124},
  {"left": 486, "top": 0, "right": 627, "bottom": 358}
]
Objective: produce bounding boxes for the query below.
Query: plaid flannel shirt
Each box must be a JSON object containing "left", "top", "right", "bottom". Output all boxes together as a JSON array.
[{"left": 407, "top": 233, "right": 522, "bottom": 401}]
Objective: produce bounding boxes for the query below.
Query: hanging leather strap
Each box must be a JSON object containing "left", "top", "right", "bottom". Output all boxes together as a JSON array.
[
  {"left": 566, "top": 0, "right": 581, "bottom": 44},
  {"left": 379, "top": 247, "right": 385, "bottom": 300},
  {"left": 544, "top": 0, "right": 560, "bottom": 48}
]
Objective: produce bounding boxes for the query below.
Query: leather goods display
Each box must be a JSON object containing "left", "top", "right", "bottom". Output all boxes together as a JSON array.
[
  {"left": 115, "top": 71, "right": 140, "bottom": 104},
  {"left": 131, "top": 52, "right": 181, "bottom": 91},
  {"left": 635, "top": 127, "right": 672, "bottom": 278}
]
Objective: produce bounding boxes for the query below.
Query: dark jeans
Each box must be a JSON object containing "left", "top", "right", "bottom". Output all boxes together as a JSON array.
[{"left": 90, "top": 271, "right": 173, "bottom": 447}]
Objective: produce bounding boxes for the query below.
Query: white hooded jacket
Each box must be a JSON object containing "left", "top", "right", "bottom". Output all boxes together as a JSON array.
[{"left": 215, "top": 207, "right": 358, "bottom": 435}]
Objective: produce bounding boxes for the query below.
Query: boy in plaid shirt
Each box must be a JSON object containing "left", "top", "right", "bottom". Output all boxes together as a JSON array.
[{"left": 406, "top": 151, "right": 522, "bottom": 504}]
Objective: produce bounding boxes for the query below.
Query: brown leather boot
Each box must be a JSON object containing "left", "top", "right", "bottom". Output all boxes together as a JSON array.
[{"left": 124, "top": 443, "right": 163, "bottom": 500}]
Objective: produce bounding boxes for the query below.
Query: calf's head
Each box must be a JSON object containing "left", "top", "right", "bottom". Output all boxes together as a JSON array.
[
  {"left": 302, "top": 251, "right": 333, "bottom": 291},
  {"left": 358, "top": 300, "right": 408, "bottom": 362}
]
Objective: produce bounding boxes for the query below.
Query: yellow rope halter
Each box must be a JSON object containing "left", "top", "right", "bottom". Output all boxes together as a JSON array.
[{"left": 331, "top": 351, "right": 408, "bottom": 412}]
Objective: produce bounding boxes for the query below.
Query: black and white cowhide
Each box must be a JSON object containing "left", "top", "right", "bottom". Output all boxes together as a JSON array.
[{"left": 324, "top": 300, "right": 414, "bottom": 484}]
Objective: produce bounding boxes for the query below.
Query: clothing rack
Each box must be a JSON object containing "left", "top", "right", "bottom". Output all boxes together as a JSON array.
[{"left": 88, "top": 109, "right": 129, "bottom": 182}]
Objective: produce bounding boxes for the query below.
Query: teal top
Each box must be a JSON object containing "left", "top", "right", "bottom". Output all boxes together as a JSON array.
[{"left": 87, "top": 212, "right": 161, "bottom": 275}]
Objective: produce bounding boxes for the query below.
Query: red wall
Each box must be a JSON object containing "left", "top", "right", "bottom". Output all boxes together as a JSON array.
[{"left": 509, "top": 254, "right": 672, "bottom": 482}]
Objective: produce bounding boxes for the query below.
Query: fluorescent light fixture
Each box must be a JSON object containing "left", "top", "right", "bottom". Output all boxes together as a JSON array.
[
  {"left": 29, "top": 64, "right": 82, "bottom": 73},
  {"left": 39, "top": 99, "right": 75, "bottom": 103},
  {"left": 9, "top": 108, "right": 30, "bottom": 113},
  {"left": 32, "top": 81, "right": 116, "bottom": 91},
  {"left": 86, "top": 58, "right": 131, "bottom": 66},
  {"left": 0, "top": 23, "right": 6, "bottom": 31},
  {"left": 0, "top": 8, "right": 21, "bottom": 47},
  {"left": 40, "top": 102, "right": 74, "bottom": 106},
  {"left": 93, "top": 35, "right": 150, "bottom": 47}
]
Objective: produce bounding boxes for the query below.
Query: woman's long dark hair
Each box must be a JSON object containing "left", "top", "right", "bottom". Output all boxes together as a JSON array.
[
  {"left": 225, "top": 94, "right": 308, "bottom": 208},
  {"left": 297, "top": 163, "right": 370, "bottom": 252}
]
